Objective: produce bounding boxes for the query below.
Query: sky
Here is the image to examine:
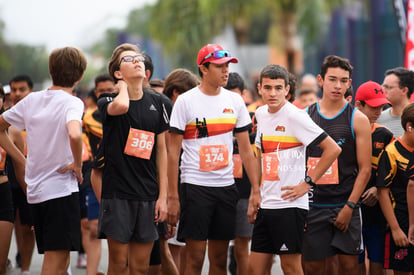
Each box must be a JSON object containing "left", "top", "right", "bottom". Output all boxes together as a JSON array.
[{"left": 0, "top": 0, "right": 156, "bottom": 51}]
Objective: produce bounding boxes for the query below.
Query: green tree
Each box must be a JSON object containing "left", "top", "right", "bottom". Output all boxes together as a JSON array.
[{"left": 149, "top": 0, "right": 348, "bottom": 72}]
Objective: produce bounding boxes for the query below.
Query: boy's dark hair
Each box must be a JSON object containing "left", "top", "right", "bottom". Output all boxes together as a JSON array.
[
  {"left": 9, "top": 75, "right": 34, "bottom": 89},
  {"left": 320, "top": 55, "right": 353, "bottom": 80},
  {"left": 299, "top": 89, "right": 316, "bottom": 97},
  {"left": 287, "top": 72, "right": 297, "bottom": 102},
  {"left": 164, "top": 69, "right": 199, "bottom": 100},
  {"left": 198, "top": 62, "right": 210, "bottom": 77},
  {"left": 401, "top": 103, "right": 414, "bottom": 131},
  {"left": 49, "top": 47, "right": 87, "bottom": 87},
  {"left": 385, "top": 67, "right": 414, "bottom": 98},
  {"left": 87, "top": 89, "right": 98, "bottom": 104},
  {"left": 225, "top": 72, "right": 245, "bottom": 92},
  {"left": 94, "top": 74, "right": 114, "bottom": 88},
  {"left": 143, "top": 53, "right": 154, "bottom": 80},
  {"left": 259, "top": 64, "right": 289, "bottom": 86},
  {"left": 344, "top": 85, "right": 353, "bottom": 99}
]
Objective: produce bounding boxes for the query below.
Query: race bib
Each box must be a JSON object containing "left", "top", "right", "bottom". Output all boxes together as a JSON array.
[
  {"left": 261, "top": 153, "right": 280, "bottom": 181},
  {"left": 124, "top": 128, "right": 155, "bottom": 160},
  {"left": 232, "top": 154, "right": 243, "bottom": 178},
  {"left": 199, "top": 144, "right": 229, "bottom": 171},
  {"left": 307, "top": 157, "right": 339, "bottom": 185}
]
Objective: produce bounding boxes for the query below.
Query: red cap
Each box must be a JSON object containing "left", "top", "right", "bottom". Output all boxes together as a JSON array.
[
  {"left": 355, "top": 81, "right": 391, "bottom": 107},
  {"left": 197, "top": 44, "right": 238, "bottom": 67}
]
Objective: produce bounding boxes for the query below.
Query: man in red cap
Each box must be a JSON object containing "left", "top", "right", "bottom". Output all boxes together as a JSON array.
[
  {"left": 167, "top": 44, "right": 260, "bottom": 275},
  {"left": 354, "top": 81, "right": 394, "bottom": 275}
]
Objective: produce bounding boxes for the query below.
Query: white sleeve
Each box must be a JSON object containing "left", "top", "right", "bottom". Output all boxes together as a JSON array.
[{"left": 291, "top": 110, "right": 325, "bottom": 146}]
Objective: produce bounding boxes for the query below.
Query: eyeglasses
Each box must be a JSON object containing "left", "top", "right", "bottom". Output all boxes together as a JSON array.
[
  {"left": 119, "top": 55, "right": 145, "bottom": 67},
  {"left": 199, "top": 50, "right": 231, "bottom": 65},
  {"left": 382, "top": 84, "right": 399, "bottom": 90}
]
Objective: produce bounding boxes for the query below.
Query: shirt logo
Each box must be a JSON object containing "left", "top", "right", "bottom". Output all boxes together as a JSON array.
[
  {"left": 374, "top": 142, "right": 384, "bottom": 149},
  {"left": 275, "top": 125, "right": 285, "bottom": 132},
  {"left": 337, "top": 138, "right": 346, "bottom": 146},
  {"left": 149, "top": 104, "right": 157, "bottom": 111},
  {"left": 223, "top": 108, "right": 234, "bottom": 114}
]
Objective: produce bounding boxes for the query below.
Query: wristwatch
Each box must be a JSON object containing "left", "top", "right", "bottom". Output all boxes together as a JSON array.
[
  {"left": 304, "top": 175, "right": 316, "bottom": 187},
  {"left": 346, "top": 201, "right": 357, "bottom": 209}
]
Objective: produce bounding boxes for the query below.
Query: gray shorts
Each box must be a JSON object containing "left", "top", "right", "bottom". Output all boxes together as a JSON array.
[
  {"left": 302, "top": 207, "right": 363, "bottom": 261},
  {"left": 98, "top": 198, "right": 158, "bottom": 243},
  {"left": 235, "top": 199, "right": 253, "bottom": 238}
]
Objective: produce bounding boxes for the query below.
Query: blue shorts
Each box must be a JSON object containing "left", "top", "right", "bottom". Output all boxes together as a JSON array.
[
  {"left": 87, "top": 188, "right": 100, "bottom": 220},
  {"left": 359, "top": 225, "right": 385, "bottom": 264}
]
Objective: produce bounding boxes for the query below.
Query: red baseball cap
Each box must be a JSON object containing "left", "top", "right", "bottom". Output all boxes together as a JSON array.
[
  {"left": 197, "top": 44, "right": 238, "bottom": 67},
  {"left": 355, "top": 81, "right": 391, "bottom": 107}
]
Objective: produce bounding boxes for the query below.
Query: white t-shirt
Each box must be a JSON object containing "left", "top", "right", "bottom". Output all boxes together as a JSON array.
[
  {"left": 4, "top": 90, "right": 84, "bottom": 203},
  {"left": 255, "top": 102, "right": 324, "bottom": 210},
  {"left": 169, "top": 87, "right": 252, "bottom": 187}
]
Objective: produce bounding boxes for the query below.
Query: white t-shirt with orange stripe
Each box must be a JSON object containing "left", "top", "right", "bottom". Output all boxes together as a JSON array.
[
  {"left": 255, "top": 102, "right": 324, "bottom": 210},
  {"left": 169, "top": 87, "right": 252, "bottom": 187}
]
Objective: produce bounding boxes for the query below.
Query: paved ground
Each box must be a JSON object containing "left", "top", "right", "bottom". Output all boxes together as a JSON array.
[{"left": 7, "top": 234, "right": 283, "bottom": 274}]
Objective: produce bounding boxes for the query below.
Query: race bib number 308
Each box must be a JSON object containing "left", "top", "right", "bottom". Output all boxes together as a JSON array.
[
  {"left": 199, "top": 144, "right": 229, "bottom": 171},
  {"left": 124, "top": 128, "right": 155, "bottom": 160}
]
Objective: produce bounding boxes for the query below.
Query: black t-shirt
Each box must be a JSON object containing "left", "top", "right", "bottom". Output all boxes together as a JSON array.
[
  {"left": 98, "top": 91, "right": 169, "bottom": 200},
  {"left": 361, "top": 124, "right": 393, "bottom": 226}
]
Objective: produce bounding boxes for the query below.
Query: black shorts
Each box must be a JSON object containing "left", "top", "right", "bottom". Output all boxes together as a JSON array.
[
  {"left": 177, "top": 183, "right": 238, "bottom": 242},
  {"left": 149, "top": 238, "right": 161, "bottom": 266},
  {"left": 98, "top": 198, "right": 158, "bottom": 243},
  {"left": 12, "top": 186, "right": 33, "bottom": 225},
  {"left": 31, "top": 192, "right": 81, "bottom": 254},
  {"left": 0, "top": 182, "right": 14, "bottom": 223},
  {"left": 302, "top": 207, "right": 363, "bottom": 261},
  {"left": 384, "top": 230, "right": 414, "bottom": 272},
  {"left": 251, "top": 208, "right": 307, "bottom": 255}
]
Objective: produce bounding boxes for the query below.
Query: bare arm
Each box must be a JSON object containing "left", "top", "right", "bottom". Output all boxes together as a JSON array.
[
  {"left": 0, "top": 116, "right": 26, "bottom": 182},
  {"left": 235, "top": 131, "right": 261, "bottom": 223},
  {"left": 91, "top": 168, "right": 102, "bottom": 203},
  {"left": 281, "top": 135, "right": 341, "bottom": 201},
  {"left": 59, "top": 120, "right": 83, "bottom": 183},
  {"left": 378, "top": 187, "right": 409, "bottom": 247},
  {"left": 155, "top": 131, "right": 168, "bottom": 222},
  {"left": 167, "top": 131, "right": 183, "bottom": 225},
  {"left": 408, "top": 179, "right": 414, "bottom": 245},
  {"left": 335, "top": 110, "right": 371, "bottom": 232},
  {"left": 8, "top": 126, "right": 27, "bottom": 193},
  {"left": 106, "top": 80, "right": 129, "bottom": 116}
]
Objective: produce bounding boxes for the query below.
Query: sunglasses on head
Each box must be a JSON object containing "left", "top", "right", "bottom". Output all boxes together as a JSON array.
[{"left": 199, "top": 50, "right": 231, "bottom": 65}]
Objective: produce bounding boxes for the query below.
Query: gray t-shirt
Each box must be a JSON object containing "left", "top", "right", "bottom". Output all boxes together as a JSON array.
[{"left": 377, "top": 108, "right": 403, "bottom": 137}]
